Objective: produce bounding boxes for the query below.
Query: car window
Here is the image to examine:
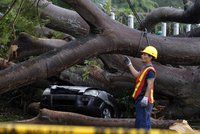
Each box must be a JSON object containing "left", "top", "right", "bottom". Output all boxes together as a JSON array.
[{"left": 51, "top": 87, "right": 78, "bottom": 94}]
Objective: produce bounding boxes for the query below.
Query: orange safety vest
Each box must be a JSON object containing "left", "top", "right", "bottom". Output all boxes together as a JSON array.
[{"left": 132, "top": 66, "right": 156, "bottom": 103}]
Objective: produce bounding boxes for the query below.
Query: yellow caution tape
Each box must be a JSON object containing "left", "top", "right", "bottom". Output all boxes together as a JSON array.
[{"left": 0, "top": 123, "right": 180, "bottom": 134}]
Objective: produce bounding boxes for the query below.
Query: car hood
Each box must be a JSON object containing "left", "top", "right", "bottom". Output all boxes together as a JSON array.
[{"left": 50, "top": 85, "right": 90, "bottom": 93}]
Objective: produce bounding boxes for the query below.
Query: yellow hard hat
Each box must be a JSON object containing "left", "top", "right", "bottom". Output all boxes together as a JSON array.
[{"left": 141, "top": 46, "right": 158, "bottom": 59}]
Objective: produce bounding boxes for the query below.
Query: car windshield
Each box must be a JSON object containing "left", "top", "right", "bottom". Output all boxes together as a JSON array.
[{"left": 51, "top": 87, "right": 79, "bottom": 94}]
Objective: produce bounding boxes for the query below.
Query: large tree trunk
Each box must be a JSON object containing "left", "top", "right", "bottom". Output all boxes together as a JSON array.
[
  {"left": 29, "top": 0, "right": 90, "bottom": 37},
  {"left": 19, "top": 108, "right": 182, "bottom": 129}
]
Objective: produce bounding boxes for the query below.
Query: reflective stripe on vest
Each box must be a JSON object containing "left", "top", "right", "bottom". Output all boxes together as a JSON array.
[{"left": 132, "top": 66, "right": 156, "bottom": 102}]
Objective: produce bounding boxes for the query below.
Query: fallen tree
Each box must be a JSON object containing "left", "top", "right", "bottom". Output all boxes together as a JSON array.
[
  {"left": 0, "top": 0, "right": 200, "bottom": 119},
  {"left": 6, "top": 33, "right": 200, "bottom": 118},
  {"left": 19, "top": 108, "right": 183, "bottom": 128}
]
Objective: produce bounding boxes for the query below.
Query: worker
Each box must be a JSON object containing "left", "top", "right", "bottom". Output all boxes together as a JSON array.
[{"left": 124, "top": 46, "right": 158, "bottom": 130}]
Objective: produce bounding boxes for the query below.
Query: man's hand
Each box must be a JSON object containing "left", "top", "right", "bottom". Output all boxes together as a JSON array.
[
  {"left": 141, "top": 96, "right": 148, "bottom": 107},
  {"left": 124, "top": 56, "right": 132, "bottom": 66}
]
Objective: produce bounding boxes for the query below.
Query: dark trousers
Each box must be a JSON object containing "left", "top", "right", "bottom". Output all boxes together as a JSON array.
[{"left": 135, "top": 100, "right": 153, "bottom": 130}]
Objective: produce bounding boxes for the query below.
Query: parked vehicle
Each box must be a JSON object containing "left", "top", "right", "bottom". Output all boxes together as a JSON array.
[{"left": 40, "top": 85, "right": 123, "bottom": 118}]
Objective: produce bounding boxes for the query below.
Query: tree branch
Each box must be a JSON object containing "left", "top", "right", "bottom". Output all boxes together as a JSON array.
[
  {"left": 10, "top": 32, "right": 68, "bottom": 61},
  {"left": 19, "top": 108, "right": 181, "bottom": 129},
  {"left": 28, "top": 0, "right": 90, "bottom": 37},
  {"left": 140, "top": 0, "right": 200, "bottom": 30},
  {"left": 61, "top": 0, "right": 113, "bottom": 30}
]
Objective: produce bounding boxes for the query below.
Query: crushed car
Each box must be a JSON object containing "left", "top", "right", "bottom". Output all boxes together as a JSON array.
[{"left": 40, "top": 85, "right": 124, "bottom": 118}]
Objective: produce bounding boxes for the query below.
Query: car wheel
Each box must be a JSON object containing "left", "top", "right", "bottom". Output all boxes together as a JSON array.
[{"left": 100, "top": 104, "right": 113, "bottom": 118}]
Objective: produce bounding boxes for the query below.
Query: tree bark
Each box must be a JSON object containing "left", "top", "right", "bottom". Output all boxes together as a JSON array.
[
  {"left": 19, "top": 108, "right": 181, "bottom": 129},
  {"left": 140, "top": 0, "right": 200, "bottom": 30},
  {"left": 60, "top": 65, "right": 133, "bottom": 94},
  {"left": 29, "top": 0, "right": 90, "bottom": 37},
  {"left": 34, "top": 26, "right": 75, "bottom": 41},
  {"left": 10, "top": 32, "right": 68, "bottom": 61}
]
